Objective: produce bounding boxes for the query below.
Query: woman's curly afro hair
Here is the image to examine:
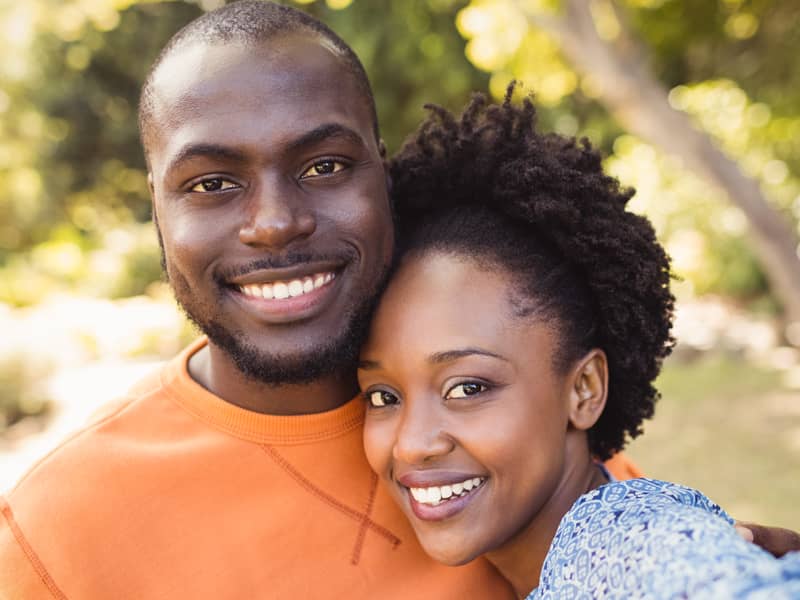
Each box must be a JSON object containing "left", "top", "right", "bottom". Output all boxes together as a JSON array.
[{"left": 388, "top": 86, "right": 675, "bottom": 459}]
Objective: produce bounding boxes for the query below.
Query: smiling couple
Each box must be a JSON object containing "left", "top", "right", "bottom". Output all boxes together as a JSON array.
[{"left": 1, "top": 2, "right": 799, "bottom": 599}]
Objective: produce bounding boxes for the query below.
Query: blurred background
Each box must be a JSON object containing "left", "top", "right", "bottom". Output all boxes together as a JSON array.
[{"left": 0, "top": 0, "right": 798, "bottom": 529}]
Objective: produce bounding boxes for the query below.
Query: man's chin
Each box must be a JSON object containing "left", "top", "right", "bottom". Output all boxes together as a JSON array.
[{"left": 202, "top": 320, "right": 364, "bottom": 387}]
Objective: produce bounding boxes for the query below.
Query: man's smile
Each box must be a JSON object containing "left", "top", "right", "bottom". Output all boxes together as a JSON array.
[
  {"left": 227, "top": 266, "right": 345, "bottom": 324},
  {"left": 238, "top": 271, "right": 336, "bottom": 300}
]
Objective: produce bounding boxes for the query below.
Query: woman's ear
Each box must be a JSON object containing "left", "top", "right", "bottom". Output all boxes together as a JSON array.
[{"left": 568, "top": 349, "right": 608, "bottom": 431}]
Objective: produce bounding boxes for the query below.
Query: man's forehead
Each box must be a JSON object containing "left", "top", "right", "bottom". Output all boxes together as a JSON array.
[
  {"left": 150, "top": 35, "right": 354, "bottom": 110},
  {"left": 145, "top": 35, "right": 375, "bottom": 164}
]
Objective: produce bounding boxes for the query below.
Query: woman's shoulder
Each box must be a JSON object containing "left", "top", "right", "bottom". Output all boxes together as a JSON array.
[
  {"left": 570, "top": 477, "right": 733, "bottom": 525},
  {"left": 533, "top": 478, "right": 800, "bottom": 599}
]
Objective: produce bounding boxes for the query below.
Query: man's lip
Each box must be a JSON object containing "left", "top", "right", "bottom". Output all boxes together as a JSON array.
[
  {"left": 226, "top": 272, "right": 341, "bottom": 323},
  {"left": 226, "top": 261, "right": 345, "bottom": 286},
  {"left": 396, "top": 470, "right": 486, "bottom": 489}
]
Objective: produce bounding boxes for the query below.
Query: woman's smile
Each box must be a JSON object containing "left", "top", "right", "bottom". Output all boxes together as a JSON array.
[{"left": 396, "top": 470, "right": 488, "bottom": 521}]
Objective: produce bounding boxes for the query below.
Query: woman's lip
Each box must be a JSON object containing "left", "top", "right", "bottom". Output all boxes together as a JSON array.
[
  {"left": 396, "top": 471, "right": 485, "bottom": 488},
  {"left": 404, "top": 480, "right": 486, "bottom": 522}
]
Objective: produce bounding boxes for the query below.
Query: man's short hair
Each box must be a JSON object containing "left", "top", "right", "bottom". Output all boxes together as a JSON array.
[{"left": 138, "top": 0, "right": 379, "bottom": 157}]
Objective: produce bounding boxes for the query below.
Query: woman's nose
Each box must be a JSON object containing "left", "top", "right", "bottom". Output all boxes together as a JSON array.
[{"left": 392, "top": 402, "right": 454, "bottom": 465}]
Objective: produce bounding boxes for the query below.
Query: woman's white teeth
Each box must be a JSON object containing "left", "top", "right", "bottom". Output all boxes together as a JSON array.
[
  {"left": 239, "top": 272, "right": 335, "bottom": 299},
  {"left": 409, "top": 477, "right": 484, "bottom": 506}
]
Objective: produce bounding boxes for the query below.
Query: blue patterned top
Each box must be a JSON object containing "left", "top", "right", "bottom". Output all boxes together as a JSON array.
[{"left": 528, "top": 478, "right": 800, "bottom": 599}]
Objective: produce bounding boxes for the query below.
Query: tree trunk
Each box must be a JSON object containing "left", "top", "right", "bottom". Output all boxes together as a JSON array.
[{"left": 524, "top": 0, "right": 800, "bottom": 327}]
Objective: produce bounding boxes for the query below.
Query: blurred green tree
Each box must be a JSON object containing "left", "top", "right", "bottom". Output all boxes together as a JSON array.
[
  {"left": 1, "top": 0, "right": 799, "bottom": 329},
  {"left": 456, "top": 0, "right": 800, "bottom": 326}
]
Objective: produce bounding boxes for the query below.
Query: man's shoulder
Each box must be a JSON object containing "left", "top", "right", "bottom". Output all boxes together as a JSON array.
[{"left": 5, "top": 347, "right": 194, "bottom": 504}]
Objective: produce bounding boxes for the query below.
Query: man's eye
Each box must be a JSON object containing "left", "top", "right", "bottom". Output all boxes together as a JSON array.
[
  {"left": 300, "top": 159, "right": 346, "bottom": 179},
  {"left": 366, "top": 390, "right": 399, "bottom": 408},
  {"left": 190, "top": 178, "right": 238, "bottom": 192},
  {"left": 445, "top": 382, "right": 487, "bottom": 399}
]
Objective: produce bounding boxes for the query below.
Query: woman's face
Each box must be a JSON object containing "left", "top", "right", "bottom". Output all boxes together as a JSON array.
[{"left": 358, "top": 252, "right": 579, "bottom": 566}]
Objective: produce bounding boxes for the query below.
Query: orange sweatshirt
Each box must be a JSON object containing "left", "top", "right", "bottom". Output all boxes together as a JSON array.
[{"left": 0, "top": 339, "right": 637, "bottom": 598}]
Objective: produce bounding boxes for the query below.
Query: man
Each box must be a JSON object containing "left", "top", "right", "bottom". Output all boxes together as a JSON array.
[
  {"left": 0, "top": 2, "right": 793, "bottom": 598},
  {"left": 0, "top": 2, "right": 513, "bottom": 597}
]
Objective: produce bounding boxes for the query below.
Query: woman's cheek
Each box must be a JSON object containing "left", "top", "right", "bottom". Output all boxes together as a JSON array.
[{"left": 362, "top": 416, "right": 394, "bottom": 476}]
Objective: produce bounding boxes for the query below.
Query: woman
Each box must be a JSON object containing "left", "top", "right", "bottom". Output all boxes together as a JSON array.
[{"left": 357, "top": 90, "right": 800, "bottom": 598}]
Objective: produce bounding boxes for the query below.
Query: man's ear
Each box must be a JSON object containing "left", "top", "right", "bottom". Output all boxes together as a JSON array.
[
  {"left": 379, "top": 138, "right": 394, "bottom": 209},
  {"left": 568, "top": 349, "right": 608, "bottom": 431},
  {"left": 147, "top": 172, "right": 157, "bottom": 223}
]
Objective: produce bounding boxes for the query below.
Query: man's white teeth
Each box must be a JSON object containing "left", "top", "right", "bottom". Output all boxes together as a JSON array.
[
  {"left": 274, "top": 282, "right": 289, "bottom": 299},
  {"left": 239, "top": 272, "right": 335, "bottom": 300},
  {"left": 409, "top": 477, "right": 485, "bottom": 506}
]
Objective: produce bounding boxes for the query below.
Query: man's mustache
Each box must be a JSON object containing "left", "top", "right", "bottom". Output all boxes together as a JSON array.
[{"left": 215, "top": 250, "right": 358, "bottom": 282}]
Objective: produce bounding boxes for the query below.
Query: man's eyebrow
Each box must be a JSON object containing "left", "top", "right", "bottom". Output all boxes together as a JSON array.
[
  {"left": 166, "top": 143, "right": 247, "bottom": 173},
  {"left": 358, "top": 359, "right": 380, "bottom": 371},
  {"left": 428, "top": 348, "right": 509, "bottom": 364},
  {"left": 286, "top": 123, "right": 366, "bottom": 154}
]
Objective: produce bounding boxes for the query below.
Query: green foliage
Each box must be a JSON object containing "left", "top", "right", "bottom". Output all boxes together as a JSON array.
[
  {"left": 1, "top": 0, "right": 799, "bottom": 306},
  {"left": 456, "top": 0, "right": 800, "bottom": 307},
  {"left": 1, "top": 2, "right": 204, "bottom": 260},
  {"left": 293, "top": 0, "right": 490, "bottom": 153}
]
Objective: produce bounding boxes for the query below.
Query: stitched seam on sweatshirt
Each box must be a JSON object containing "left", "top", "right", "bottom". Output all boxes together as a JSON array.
[
  {"left": 0, "top": 500, "right": 68, "bottom": 600},
  {"left": 162, "top": 381, "right": 364, "bottom": 445},
  {"left": 351, "top": 472, "right": 396, "bottom": 564},
  {"left": 261, "top": 445, "right": 401, "bottom": 548}
]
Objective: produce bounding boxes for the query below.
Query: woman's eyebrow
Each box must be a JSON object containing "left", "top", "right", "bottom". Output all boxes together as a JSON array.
[
  {"left": 428, "top": 348, "right": 509, "bottom": 364},
  {"left": 357, "top": 348, "right": 509, "bottom": 371}
]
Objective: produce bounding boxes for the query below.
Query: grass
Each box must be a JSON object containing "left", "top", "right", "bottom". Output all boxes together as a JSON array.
[{"left": 627, "top": 355, "right": 800, "bottom": 530}]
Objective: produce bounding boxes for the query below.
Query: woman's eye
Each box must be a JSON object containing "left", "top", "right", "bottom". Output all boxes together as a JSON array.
[
  {"left": 445, "top": 382, "right": 487, "bottom": 399},
  {"left": 366, "top": 390, "right": 399, "bottom": 408},
  {"left": 190, "top": 178, "right": 238, "bottom": 193},
  {"left": 300, "top": 159, "right": 346, "bottom": 179}
]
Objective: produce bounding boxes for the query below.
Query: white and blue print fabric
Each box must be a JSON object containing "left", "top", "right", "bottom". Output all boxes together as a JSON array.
[{"left": 528, "top": 478, "right": 800, "bottom": 599}]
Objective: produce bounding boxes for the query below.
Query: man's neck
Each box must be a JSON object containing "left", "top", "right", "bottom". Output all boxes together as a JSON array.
[{"left": 188, "top": 343, "right": 359, "bottom": 415}]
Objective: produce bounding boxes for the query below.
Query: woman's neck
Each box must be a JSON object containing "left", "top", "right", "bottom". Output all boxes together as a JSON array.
[{"left": 484, "top": 441, "right": 608, "bottom": 599}]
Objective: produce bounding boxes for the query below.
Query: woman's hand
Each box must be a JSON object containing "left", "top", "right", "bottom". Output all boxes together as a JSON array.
[{"left": 735, "top": 521, "right": 800, "bottom": 557}]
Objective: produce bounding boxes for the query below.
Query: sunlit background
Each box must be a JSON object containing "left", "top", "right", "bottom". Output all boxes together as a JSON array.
[{"left": 1, "top": 0, "right": 799, "bottom": 530}]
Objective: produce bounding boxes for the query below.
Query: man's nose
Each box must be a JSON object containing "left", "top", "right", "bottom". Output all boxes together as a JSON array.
[
  {"left": 392, "top": 401, "right": 454, "bottom": 465},
  {"left": 238, "top": 180, "right": 316, "bottom": 248}
]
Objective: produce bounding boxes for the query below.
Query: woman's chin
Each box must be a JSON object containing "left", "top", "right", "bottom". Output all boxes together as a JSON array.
[{"left": 419, "top": 540, "right": 481, "bottom": 567}]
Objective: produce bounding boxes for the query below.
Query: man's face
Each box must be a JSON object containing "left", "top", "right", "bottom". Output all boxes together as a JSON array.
[{"left": 146, "top": 35, "right": 393, "bottom": 384}]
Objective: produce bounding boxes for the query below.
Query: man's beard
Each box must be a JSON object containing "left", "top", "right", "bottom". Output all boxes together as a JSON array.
[
  {"left": 157, "top": 226, "right": 387, "bottom": 386},
  {"left": 194, "top": 285, "right": 382, "bottom": 386}
]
